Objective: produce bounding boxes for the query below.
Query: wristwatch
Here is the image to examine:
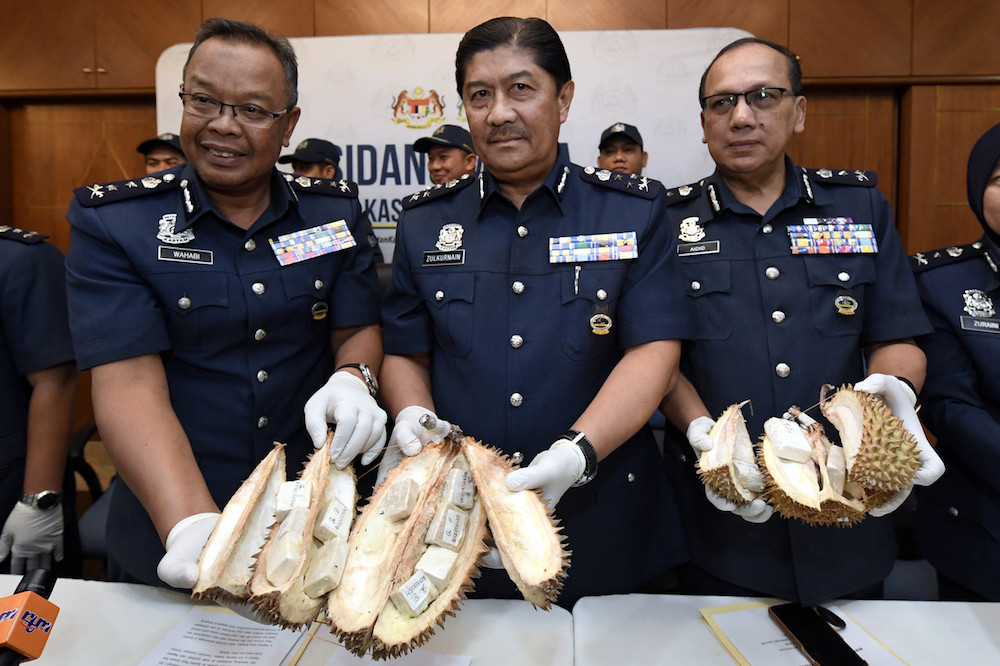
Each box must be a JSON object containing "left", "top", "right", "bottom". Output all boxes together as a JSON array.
[
  {"left": 336, "top": 362, "right": 379, "bottom": 397},
  {"left": 19, "top": 490, "right": 63, "bottom": 510},
  {"left": 562, "top": 430, "right": 598, "bottom": 486}
]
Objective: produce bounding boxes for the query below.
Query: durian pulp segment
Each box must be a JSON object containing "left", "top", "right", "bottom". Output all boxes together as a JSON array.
[
  {"left": 698, "top": 402, "right": 763, "bottom": 503},
  {"left": 325, "top": 442, "right": 456, "bottom": 653},
  {"left": 462, "top": 438, "right": 568, "bottom": 609},
  {"left": 820, "top": 387, "right": 864, "bottom": 467},
  {"left": 371, "top": 451, "right": 488, "bottom": 660},
  {"left": 192, "top": 442, "right": 286, "bottom": 603}
]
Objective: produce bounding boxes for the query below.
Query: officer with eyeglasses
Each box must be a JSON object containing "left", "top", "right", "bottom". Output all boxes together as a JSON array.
[
  {"left": 64, "top": 18, "right": 385, "bottom": 590},
  {"left": 658, "top": 37, "right": 942, "bottom": 605}
]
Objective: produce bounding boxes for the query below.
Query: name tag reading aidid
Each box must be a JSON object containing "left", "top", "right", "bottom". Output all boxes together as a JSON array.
[{"left": 269, "top": 220, "right": 356, "bottom": 266}]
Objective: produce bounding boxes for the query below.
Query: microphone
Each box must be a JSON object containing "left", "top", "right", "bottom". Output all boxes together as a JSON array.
[{"left": 0, "top": 569, "right": 58, "bottom": 665}]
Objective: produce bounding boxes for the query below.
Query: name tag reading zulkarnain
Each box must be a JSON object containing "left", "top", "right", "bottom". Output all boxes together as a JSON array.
[
  {"left": 549, "top": 231, "right": 637, "bottom": 263},
  {"left": 788, "top": 219, "right": 878, "bottom": 255},
  {"left": 269, "top": 220, "right": 356, "bottom": 266}
]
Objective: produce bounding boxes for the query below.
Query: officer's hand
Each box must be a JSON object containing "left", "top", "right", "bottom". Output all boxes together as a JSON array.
[
  {"left": 375, "top": 406, "right": 453, "bottom": 487},
  {"left": 686, "top": 416, "right": 715, "bottom": 454},
  {"left": 868, "top": 485, "right": 914, "bottom": 518},
  {"left": 304, "top": 371, "right": 388, "bottom": 469},
  {"left": 505, "top": 438, "right": 586, "bottom": 509},
  {"left": 156, "top": 512, "right": 220, "bottom": 589},
  {"left": 0, "top": 503, "right": 64, "bottom": 575},
  {"left": 853, "top": 373, "right": 945, "bottom": 487},
  {"left": 705, "top": 487, "right": 774, "bottom": 523}
]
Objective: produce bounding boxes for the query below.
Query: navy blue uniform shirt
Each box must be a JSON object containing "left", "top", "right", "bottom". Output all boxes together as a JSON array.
[
  {"left": 912, "top": 238, "right": 1000, "bottom": 600},
  {"left": 663, "top": 157, "right": 932, "bottom": 604},
  {"left": 383, "top": 163, "right": 691, "bottom": 607},
  {"left": 66, "top": 165, "right": 381, "bottom": 586}
]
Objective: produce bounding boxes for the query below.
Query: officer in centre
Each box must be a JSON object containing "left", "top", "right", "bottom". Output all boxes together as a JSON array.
[
  {"left": 379, "top": 16, "right": 691, "bottom": 609},
  {"left": 65, "top": 18, "right": 385, "bottom": 589},
  {"left": 658, "top": 37, "right": 944, "bottom": 605}
]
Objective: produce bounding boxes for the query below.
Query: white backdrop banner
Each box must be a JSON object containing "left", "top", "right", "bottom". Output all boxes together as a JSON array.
[{"left": 156, "top": 28, "right": 750, "bottom": 261}]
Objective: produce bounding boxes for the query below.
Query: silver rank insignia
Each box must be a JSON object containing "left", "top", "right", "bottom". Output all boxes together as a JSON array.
[
  {"left": 156, "top": 213, "right": 195, "bottom": 245},
  {"left": 596, "top": 169, "right": 612, "bottom": 182},
  {"left": 141, "top": 176, "right": 162, "bottom": 189},
  {"left": 436, "top": 223, "right": 464, "bottom": 251},
  {"left": 963, "top": 289, "right": 995, "bottom": 318},
  {"left": 679, "top": 216, "right": 705, "bottom": 242}
]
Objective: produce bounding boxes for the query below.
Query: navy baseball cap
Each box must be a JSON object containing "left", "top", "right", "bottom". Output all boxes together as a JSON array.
[
  {"left": 599, "top": 122, "right": 643, "bottom": 150},
  {"left": 278, "top": 138, "right": 342, "bottom": 166},
  {"left": 136, "top": 132, "right": 184, "bottom": 156},
  {"left": 413, "top": 124, "right": 475, "bottom": 154}
]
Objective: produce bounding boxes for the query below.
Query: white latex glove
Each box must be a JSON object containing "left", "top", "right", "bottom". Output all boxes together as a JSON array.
[
  {"left": 156, "top": 512, "right": 220, "bottom": 589},
  {"left": 304, "top": 371, "right": 388, "bottom": 469},
  {"left": 687, "top": 416, "right": 715, "bottom": 454},
  {"left": 854, "top": 373, "right": 946, "bottom": 487},
  {"left": 0, "top": 503, "right": 64, "bottom": 575},
  {"left": 480, "top": 538, "right": 504, "bottom": 570},
  {"left": 375, "top": 406, "right": 453, "bottom": 487},
  {"left": 705, "top": 487, "right": 774, "bottom": 523},
  {"left": 505, "top": 438, "right": 586, "bottom": 509}
]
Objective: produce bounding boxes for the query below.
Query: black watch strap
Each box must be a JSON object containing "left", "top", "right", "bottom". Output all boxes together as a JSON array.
[
  {"left": 563, "top": 429, "right": 598, "bottom": 486},
  {"left": 336, "top": 362, "right": 379, "bottom": 397}
]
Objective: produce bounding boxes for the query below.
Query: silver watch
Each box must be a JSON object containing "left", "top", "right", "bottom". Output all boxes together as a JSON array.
[
  {"left": 337, "top": 362, "right": 379, "bottom": 397},
  {"left": 19, "top": 490, "right": 63, "bottom": 510}
]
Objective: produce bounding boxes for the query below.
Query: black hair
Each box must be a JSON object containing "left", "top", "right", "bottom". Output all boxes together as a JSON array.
[
  {"left": 455, "top": 17, "right": 572, "bottom": 97},
  {"left": 183, "top": 17, "right": 298, "bottom": 109},
  {"left": 698, "top": 37, "right": 802, "bottom": 107}
]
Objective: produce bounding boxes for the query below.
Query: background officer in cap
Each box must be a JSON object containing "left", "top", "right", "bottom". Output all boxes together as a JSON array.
[
  {"left": 413, "top": 123, "right": 478, "bottom": 185},
  {"left": 596, "top": 122, "right": 647, "bottom": 176},
  {"left": 659, "top": 37, "right": 943, "bottom": 605},
  {"left": 278, "top": 137, "right": 342, "bottom": 179},
  {"left": 380, "top": 17, "right": 690, "bottom": 608},
  {"left": 911, "top": 122, "right": 1000, "bottom": 602},
  {"left": 0, "top": 226, "right": 81, "bottom": 578},
  {"left": 137, "top": 133, "right": 186, "bottom": 174},
  {"left": 66, "top": 18, "right": 385, "bottom": 590}
]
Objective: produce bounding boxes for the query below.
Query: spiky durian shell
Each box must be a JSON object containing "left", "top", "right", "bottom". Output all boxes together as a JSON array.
[
  {"left": 462, "top": 437, "right": 569, "bottom": 609},
  {"left": 192, "top": 442, "right": 286, "bottom": 604},
  {"left": 821, "top": 385, "right": 921, "bottom": 506},
  {"left": 697, "top": 402, "right": 762, "bottom": 505}
]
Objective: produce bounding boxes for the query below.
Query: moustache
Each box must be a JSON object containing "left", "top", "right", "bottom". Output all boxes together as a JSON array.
[{"left": 485, "top": 126, "right": 528, "bottom": 143}]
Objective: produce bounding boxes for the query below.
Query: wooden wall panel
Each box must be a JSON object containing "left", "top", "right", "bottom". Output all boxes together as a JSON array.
[
  {"left": 787, "top": 89, "right": 898, "bottom": 205},
  {"left": 913, "top": 0, "right": 1000, "bottom": 76},
  {"left": 0, "top": 0, "right": 96, "bottom": 91},
  {"left": 667, "top": 0, "right": 788, "bottom": 45},
  {"left": 429, "top": 1, "right": 546, "bottom": 34},
  {"left": 899, "top": 85, "right": 1000, "bottom": 254},
  {"left": 202, "top": 0, "right": 314, "bottom": 37},
  {"left": 789, "top": 0, "right": 911, "bottom": 78},
  {"left": 548, "top": 0, "right": 667, "bottom": 31},
  {"left": 96, "top": 1, "right": 202, "bottom": 89},
  {"left": 317, "top": 0, "right": 428, "bottom": 35}
]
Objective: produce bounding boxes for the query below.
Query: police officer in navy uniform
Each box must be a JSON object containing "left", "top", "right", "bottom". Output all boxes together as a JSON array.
[
  {"left": 911, "top": 122, "right": 1000, "bottom": 601},
  {"left": 379, "top": 17, "right": 690, "bottom": 609},
  {"left": 65, "top": 18, "right": 386, "bottom": 590},
  {"left": 137, "top": 133, "right": 186, "bottom": 174},
  {"left": 0, "top": 226, "right": 81, "bottom": 577},
  {"left": 278, "top": 138, "right": 342, "bottom": 180},
  {"left": 658, "top": 37, "right": 944, "bottom": 605}
]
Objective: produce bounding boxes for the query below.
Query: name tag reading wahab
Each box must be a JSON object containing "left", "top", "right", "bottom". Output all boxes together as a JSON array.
[
  {"left": 549, "top": 231, "right": 637, "bottom": 263},
  {"left": 157, "top": 246, "right": 214, "bottom": 265}
]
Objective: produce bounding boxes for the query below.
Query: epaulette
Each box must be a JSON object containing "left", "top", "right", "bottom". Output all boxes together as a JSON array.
[
  {"left": 283, "top": 173, "right": 358, "bottom": 198},
  {"left": 74, "top": 172, "right": 182, "bottom": 207},
  {"left": 910, "top": 241, "right": 987, "bottom": 273},
  {"left": 806, "top": 168, "right": 878, "bottom": 187},
  {"left": 0, "top": 225, "right": 47, "bottom": 244},
  {"left": 579, "top": 166, "right": 661, "bottom": 199},
  {"left": 400, "top": 173, "right": 475, "bottom": 210},
  {"left": 664, "top": 181, "right": 704, "bottom": 205}
]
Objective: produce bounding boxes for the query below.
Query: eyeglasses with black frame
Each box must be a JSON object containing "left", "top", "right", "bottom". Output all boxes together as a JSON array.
[
  {"left": 700, "top": 87, "right": 797, "bottom": 116},
  {"left": 178, "top": 91, "right": 293, "bottom": 129}
]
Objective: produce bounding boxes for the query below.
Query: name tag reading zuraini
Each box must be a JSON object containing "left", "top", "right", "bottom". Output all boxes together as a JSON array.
[
  {"left": 549, "top": 231, "right": 638, "bottom": 263},
  {"left": 269, "top": 220, "right": 356, "bottom": 266},
  {"left": 787, "top": 220, "right": 878, "bottom": 255}
]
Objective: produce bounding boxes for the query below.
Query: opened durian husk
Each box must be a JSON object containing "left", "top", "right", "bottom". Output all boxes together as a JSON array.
[
  {"left": 820, "top": 384, "right": 921, "bottom": 508},
  {"left": 758, "top": 417, "right": 866, "bottom": 526},
  {"left": 369, "top": 450, "right": 489, "bottom": 660},
  {"left": 326, "top": 440, "right": 478, "bottom": 657},
  {"left": 192, "top": 442, "right": 286, "bottom": 604},
  {"left": 696, "top": 401, "right": 765, "bottom": 504},
  {"left": 249, "top": 439, "right": 344, "bottom": 629},
  {"left": 462, "top": 437, "right": 568, "bottom": 609}
]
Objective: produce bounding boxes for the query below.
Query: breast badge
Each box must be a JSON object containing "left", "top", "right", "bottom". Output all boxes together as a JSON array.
[
  {"left": 679, "top": 216, "right": 705, "bottom": 242},
  {"left": 156, "top": 213, "right": 195, "bottom": 245},
  {"left": 436, "top": 223, "right": 464, "bottom": 251},
  {"left": 963, "top": 289, "right": 995, "bottom": 318}
]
